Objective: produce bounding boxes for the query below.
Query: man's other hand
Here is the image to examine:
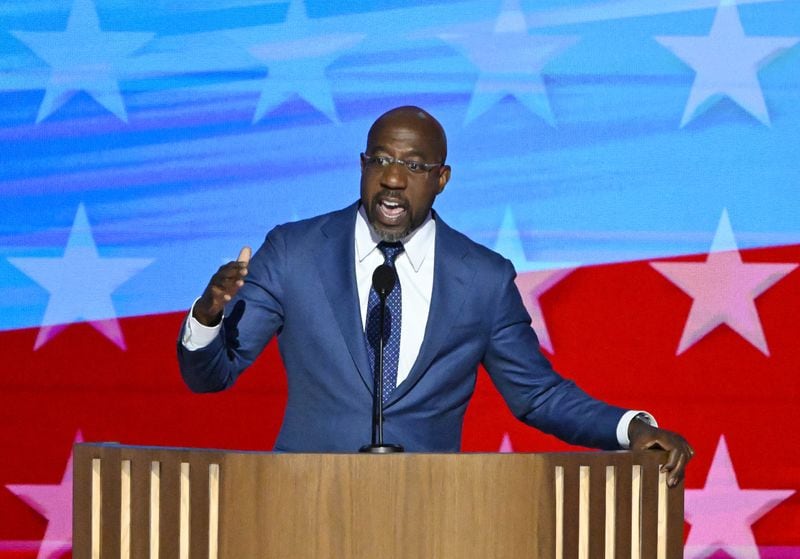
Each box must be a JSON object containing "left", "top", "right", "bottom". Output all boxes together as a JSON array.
[
  {"left": 628, "top": 418, "right": 694, "bottom": 488},
  {"left": 193, "top": 246, "right": 251, "bottom": 326}
]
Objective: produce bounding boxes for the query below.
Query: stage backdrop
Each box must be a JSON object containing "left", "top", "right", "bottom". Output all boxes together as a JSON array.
[{"left": 1, "top": 0, "right": 798, "bottom": 557}]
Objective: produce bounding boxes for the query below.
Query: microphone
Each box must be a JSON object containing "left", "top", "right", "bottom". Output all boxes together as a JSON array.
[
  {"left": 372, "top": 264, "right": 396, "bottom": 298},
  {"left": 359, "top": 264, "right": 404, "bottom": 454}
]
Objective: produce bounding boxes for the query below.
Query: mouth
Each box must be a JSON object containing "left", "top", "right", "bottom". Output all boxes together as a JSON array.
[{"left": 374, "top": 197, "right": 408, "bottom": 225}]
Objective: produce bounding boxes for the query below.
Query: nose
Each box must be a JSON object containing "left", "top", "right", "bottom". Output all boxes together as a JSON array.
[{"left": 379, "top": 161, "right": 407, "bottom": 189}]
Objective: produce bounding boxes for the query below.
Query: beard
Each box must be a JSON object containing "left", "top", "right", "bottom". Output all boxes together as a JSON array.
[{"left": 370, "top": 220, "right": 412, "bottom": 242}]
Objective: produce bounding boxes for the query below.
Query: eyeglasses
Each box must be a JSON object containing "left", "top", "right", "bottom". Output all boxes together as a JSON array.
[{"left": 360, "top": 153, "right": 443, "bottom": 175}]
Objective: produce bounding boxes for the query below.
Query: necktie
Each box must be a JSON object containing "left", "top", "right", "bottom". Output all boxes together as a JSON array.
[{"left": 365, "top": 241, "right": 404, "bottom": 404}]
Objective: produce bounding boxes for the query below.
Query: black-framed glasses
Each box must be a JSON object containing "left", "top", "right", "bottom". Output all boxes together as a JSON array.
[{"left": 360, "top": 153, "right": 443, "bottom": 175}]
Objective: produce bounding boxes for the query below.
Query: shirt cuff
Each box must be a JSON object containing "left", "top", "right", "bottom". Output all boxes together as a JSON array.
[
  {"left": 616, "top": 410, "right": 658, "bottom": 449},
  {"left": 181, "top": 298, "right": 223, "bottom": 351}
]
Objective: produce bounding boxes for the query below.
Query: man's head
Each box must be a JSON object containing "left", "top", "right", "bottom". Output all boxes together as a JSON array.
[{"left": 360, "top": 106, "right": 451, "bottom": 242}]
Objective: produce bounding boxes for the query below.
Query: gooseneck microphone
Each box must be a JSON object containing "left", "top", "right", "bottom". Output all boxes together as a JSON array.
[{"left": 359, "top": 264, "right": 405, "bottom": 453}]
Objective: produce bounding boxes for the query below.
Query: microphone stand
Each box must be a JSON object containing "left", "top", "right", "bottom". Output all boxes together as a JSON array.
[{"left": 360, "top": 265, "right": 404, "bottom": 454}]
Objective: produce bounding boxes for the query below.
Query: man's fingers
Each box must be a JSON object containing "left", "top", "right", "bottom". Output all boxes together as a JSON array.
[
  {"left": 211, "top": 275, "right": 242, "bottom": 290},
  {"left": 195, "top": 249, "right": 251, "bottom": 325},
  {"left": 657, "top": 438, "right": 693, "bottom": 487},
  {"left": 662, "top": 446, "right": 681, "bottom": 473},
  {"left": 666, "top": 452, "right": 687, "bottom": 487},
  {"left": 237, "top": 246, "right": 252, "bottom": 265}
]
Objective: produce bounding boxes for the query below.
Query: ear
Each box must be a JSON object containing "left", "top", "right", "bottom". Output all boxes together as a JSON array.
[{"left": 436, "top": 165, "right": 451, "bottom": 194}]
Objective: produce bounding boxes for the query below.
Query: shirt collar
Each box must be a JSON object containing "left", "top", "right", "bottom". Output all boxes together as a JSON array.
[{"left": 356, "top": 205, "right": 435, "bottom": 273}]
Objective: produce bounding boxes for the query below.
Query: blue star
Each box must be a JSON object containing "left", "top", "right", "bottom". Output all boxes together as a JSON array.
[
  {"left": 655, "top": 0, "right": 799, "bottom": 127},
  {"left": 7, "top": 204, "right": 153, "bottom": 350},
  {"left": 439, "top": 0, "right": 579, "bottom": 126},
  {"left": 227, "top": 0, "right": 363, "bottom": 124},
  {"left": 9, "top": 0, "right": 154, "bottom": 123}
]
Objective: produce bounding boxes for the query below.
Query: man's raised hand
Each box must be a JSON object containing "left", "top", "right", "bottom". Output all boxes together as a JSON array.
[{"left": 192, "top": 247, "right": 252, "bottom": 326}]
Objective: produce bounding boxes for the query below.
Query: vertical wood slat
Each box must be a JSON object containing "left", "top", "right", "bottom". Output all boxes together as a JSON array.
[
  {"left": 555, "top": 466, "right": 564, "bottom": 559},
  {"left": 657, "top": 470, "right": 668, "bottom": 559},
  {"left": 91, "top": 459, "right": 101, "bottom": 559},
  {"left": 120, "top": 460, "right": 131, "bottom": 559},
  {"left": 577, "top": 466, "right": 590, "bottom": 559},
  {"left": 209, "top": 464, "right": 220, "bottom": 559},
  {"left": 150, "top": 461, "right": 160, "bottom": 559},
  {"left": 604, "top": 466, "right": 616, "bottom": 559},
  {"left": 179, "top": 463, "right": 190, "bottom": 559}
]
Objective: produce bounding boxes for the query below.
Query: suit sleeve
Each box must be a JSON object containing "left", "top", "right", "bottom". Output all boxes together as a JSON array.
[
  {"left": 480, "top": 259, "right": 627, "bottom": 450},
  {"left": 176, "top": 226, "right": 287, "bottom": 392}
]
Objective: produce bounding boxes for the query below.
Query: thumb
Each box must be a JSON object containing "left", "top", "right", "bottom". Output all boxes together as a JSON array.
[{"left": 237, "top": 246, "right": 252, "bottom": 265}]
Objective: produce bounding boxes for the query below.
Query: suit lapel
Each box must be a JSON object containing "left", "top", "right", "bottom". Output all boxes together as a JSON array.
[
  {"left": 385, "top": 215, "right": 476, "bottom": 406},
  {"left": 315, "top": 203, "right": 374, "bottom": 392}
]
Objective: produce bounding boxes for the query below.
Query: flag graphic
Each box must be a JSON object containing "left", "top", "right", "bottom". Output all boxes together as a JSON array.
[{"left": 1, "top": 0, "right": 798, "bottom": 556}]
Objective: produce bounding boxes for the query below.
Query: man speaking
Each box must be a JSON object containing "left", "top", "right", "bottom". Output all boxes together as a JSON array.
[{"left": 177, "top": 106, "right": 692, "bottom": 486}]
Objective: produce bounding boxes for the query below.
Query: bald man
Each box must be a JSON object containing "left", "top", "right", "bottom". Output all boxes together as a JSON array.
[{"left": 178, "top": 106, "right": 692, "bottom": 485}]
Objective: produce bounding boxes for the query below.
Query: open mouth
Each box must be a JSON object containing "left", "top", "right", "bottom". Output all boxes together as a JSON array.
[{"left": 375, "top": 198, "right": 407, "bottom": 223}]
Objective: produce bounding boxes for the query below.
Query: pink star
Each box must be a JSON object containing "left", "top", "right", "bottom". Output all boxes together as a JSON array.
[
  {"left": 498, "top": 432, "right": 514, "bottom": 453},
  {"left": 6, "top": 432, "right": 82, "bottom": 559},
  {"left": 650, "top": 209, "right": 797, "bottom": 355},
  {"left": 685, "top": 435, "right": 794, "bottom": 559},
  {"left": 515, "top": 268, "right": 575, "bottom": 353}
]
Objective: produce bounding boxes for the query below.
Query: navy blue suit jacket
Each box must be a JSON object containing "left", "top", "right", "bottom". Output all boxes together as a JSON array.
[{"left": 177, "top": 203, "right": 627, "bottom": 452}]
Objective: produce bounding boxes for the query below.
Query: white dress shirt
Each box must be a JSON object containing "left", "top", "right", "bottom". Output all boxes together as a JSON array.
[
  {"left": 181, "top": 207, "right": 655, "bottom": 448},
  {"left": 354, "top": 205, "right": 434, "bottom": 386}
]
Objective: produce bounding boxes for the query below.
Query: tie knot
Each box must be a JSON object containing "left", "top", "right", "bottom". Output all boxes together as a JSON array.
[{"left": 378, "top": 241, "right": 404, "bottom": 265}]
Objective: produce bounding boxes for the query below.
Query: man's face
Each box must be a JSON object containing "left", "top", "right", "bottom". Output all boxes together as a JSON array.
[{"left": 360, "top": 111, "right": 450, "bottom": 242}]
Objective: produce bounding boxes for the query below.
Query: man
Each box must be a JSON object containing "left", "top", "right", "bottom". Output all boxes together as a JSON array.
[{"left": 178, "top": 106, "right": 692, "bottom": 486}]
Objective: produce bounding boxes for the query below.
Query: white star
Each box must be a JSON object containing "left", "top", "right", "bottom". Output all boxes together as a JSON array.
[
  {"left": 9, "top": 0, "right": 154, "bottom": 123},
  {"left": 7, "top": 204, "right": 154, "bottom": 350},
  {"left": 494, "top": 206, "right": 578, "bottom": 353},
  {"left": 439, "top": 0, "right": 579, "bottom": 125},
  {"left": 650, "top": 209, "right": 797, "bottom": 355},
  {"left": 684, "top": 436, "right": 794, "bottom": 559},
  {"left": 655, "top": 0, "right": 799, "bottom": 127},
  {"left": 6, "top": 432, "right": 83, "bottom": 559},
  {"left": 227, "top": 0, "right": 363, "bottom": 123}
]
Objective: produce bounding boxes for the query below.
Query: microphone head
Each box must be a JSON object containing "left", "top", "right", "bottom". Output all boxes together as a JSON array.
[{"left": 372, "top": 264, "right": 397, "bottom": 296}]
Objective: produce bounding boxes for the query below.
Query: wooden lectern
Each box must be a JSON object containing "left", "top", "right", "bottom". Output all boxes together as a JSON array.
[{"left": 73, "top": 443, "right": 683, "bottom": 558}]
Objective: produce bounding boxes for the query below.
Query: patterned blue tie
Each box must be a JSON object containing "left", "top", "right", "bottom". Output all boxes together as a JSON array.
[{"left": 365, "top": 241, "right": 404, "bottom": 404}]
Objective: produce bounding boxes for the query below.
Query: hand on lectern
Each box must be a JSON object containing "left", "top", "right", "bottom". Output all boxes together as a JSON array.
[
  {"left": 193, "top": 246, "right": 252, "bottom": 326},
  {"left": 628, "top": 419, "right": 694, "bottom": 488}
]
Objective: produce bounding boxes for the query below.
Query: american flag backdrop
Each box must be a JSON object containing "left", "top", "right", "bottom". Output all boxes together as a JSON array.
[{"left": 1, "top": 0, "right": 799, "bottom": 557}]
